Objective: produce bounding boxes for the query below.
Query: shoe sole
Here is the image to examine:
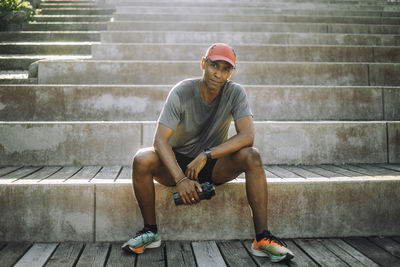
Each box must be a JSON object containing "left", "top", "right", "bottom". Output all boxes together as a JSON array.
[
  {"left": 251, "top": 243, "right": 294, "bottom": 263},
  {"left": 122, "top": 239, "right": 162, "bottom": 254}
]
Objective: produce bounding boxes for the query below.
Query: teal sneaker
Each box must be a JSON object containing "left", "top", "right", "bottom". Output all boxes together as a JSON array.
[
  {"left": 121, "top": 229, "right": 161, "bottom": 254},
  {"left": 251, "top": 230, "right": 294, "bottom": 262}
]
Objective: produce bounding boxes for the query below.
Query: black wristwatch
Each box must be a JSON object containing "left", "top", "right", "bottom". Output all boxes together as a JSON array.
[{"left": 204, "top": 148, "right": 212, "bottom": 161}]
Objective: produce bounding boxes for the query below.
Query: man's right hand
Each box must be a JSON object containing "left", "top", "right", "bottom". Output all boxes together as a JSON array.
[{"left": 177, "top": 178, "right": 203, "bottom": 205}]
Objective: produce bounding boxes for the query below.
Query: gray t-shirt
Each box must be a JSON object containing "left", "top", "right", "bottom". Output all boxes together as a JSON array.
[{"left": 158, "top": 78, "right": 253, "bottom": 157}]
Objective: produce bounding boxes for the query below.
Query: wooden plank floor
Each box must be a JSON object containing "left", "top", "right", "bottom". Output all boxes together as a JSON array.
[
  {"left": 1, "top": 237, "right": 400, "bottom": 267},
  {"left": 1, "top": 163, "right": 400, "bottom": 184}
]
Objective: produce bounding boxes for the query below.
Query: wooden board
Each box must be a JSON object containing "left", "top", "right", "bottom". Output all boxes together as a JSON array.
[
  {"left": 281, "top": 165, "right": 325, "bottom": 179},
  {"left": 136, "top": 243, "right": 165, "bottom": 267},
  {"left": 320, "top": 239, "right": 367, "bottom": 267},
  {"left": 116, "top": 166, "right": 132, "bottom": 180},
  {"left": 345, "top": 237, "right": 400, "bottom": 266},
  {"left": 14, "top": 243, "right": 58, "bottom": 267},
  {"left": 45, "top": 242, "right": 84, "bottom": 267},
  {"left": 284, "top": 240, "right": 318, "bottom": 267},
  {"left": 0, "top": 166, "right": 22, "bottom": 177},
  {"left": 75, "top": 243, "right": 109, "bottom": 267},
  {"left": 90, "top": 166, "right": 121, "bottom": 182},
  {"left": 192, "top": 241, "right": 227, "bottom": 267},
  {"left": 300, "top": 165, "right": 339, "bottom": 178},
  {"left": 218, "top": 240, "right": 256, "bottom": 267},
  {"left": 13, "top": 166, "right": 62, "bottom": 183},
  {"left": 320, "top": 165, "right": 367, "bottom": 179},
  {"left": 368, "top": 237, "right": 400, "bottom": 258},
  {"left": 105, "top": 243, "right": 135, "bottom": 266},
  {"left": 330, "top": 239, "right": 379, "bottom": 267},
  {"left": 66, "top": 166, "right": 102, "bottom": 182},
  {"left": 294, "top": 239, "right": 347, "bottom": 266},
  {"left": 266, "top": 165, "right": 303, "bottom": 179},
  {"left": 0, "top": 166, "right": 42, "bottom": 182},
  {"left": 166, "top": 241, "right": 196, "bottom": 267},
  {"left": 41, "top": 166, "right": 82, "bottom": 183},
  {"left": 0, "top": 242, "right": 32, "bottom": 267}
]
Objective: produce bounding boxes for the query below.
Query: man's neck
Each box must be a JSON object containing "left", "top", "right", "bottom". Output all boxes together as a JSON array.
[{"left": 199, "top": 79, "right": 221, "bottom": 103}]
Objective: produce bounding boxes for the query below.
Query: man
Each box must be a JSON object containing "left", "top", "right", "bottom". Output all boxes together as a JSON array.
[{"left": 122, "top": 43, "right": 294, "bottom": 263}]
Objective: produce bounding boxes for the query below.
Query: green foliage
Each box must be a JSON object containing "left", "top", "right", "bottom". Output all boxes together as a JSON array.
[{"left": 0, "top": 0, "right": 35, "bottom": 30}]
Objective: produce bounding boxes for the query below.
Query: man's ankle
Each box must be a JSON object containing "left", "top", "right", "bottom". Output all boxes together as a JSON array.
[{"left": 144, "top": 224, "right": 158, "bottom": 234}]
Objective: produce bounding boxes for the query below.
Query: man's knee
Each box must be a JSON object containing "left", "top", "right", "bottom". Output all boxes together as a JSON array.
[
  {"left": 132, "top": 148, "right": 158, "bottom": 177},
  {"left": 239, "top": 147, "right": 263, "bottom": 170}
]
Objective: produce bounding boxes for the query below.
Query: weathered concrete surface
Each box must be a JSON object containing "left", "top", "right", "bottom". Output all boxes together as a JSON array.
[
  {"left": 106, "top": 21, "right": 400, "bottom": 34},
  {"left": 0, "top": 184, "right": 94, "bottom": 241},
  {"left": 3, "top": 177, "right": 398, "bottom": 241},
  {"left": 253, "top": 122, "right": 388, "bottom": 165},
  {"left": 0, "top": 122, "right": 141, "bottom": 166},
  {"left": 95, "top": 182, "right": 254, "bottom": 241},
  {"left": 93, "top": 43, "right": 387, "bottom": 62},
  {"left": 0, "top": 85, "right": 170, "bottom": 121},
  {"left": 370, "top": 63, "right": 400, "bottom": 86},
  {"left": 0, "top": 85, "right": 385, "bottom": 121},
  {"left": 113, "top": 6, "right": 397, "bottom": 16},
  {"left": 36, "top": 60, "right": 371, "bottom": 86},
  {"left": 267, "top": 179, "right": 400, "bottom": 237},
  {"left": 1, "top": 121, "right": 388, "bottom": 166},
  {"left": 384, "top": 87, "right": 400, "bottom": 120},
  {"left": 100, "top": 31, "right": 400, "bottom": 46},
  {"left": 388, "top": 123, "right": 400, "bottom": 163},
  {"left": 112, "top": 13, "right": 400, "bottom": 25}
]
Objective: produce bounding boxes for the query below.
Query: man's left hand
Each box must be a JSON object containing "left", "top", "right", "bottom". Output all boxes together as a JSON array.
[{"left": 185, "top": 152, "right": 207, "bottom": 181}]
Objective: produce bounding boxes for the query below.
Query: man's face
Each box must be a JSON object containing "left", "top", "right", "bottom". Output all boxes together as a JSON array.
[{"left": 201, "top": 57, "right": 234, "bottom": 92}]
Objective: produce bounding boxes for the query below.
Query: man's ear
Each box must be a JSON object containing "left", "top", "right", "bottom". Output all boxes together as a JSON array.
[{"left": 201, "top": 57, "right": 206, "bottom": 70}]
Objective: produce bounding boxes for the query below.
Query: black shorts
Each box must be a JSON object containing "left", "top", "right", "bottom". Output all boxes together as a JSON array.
[{"left": 173, "top": 150, "right": 217, "bottom": 184}]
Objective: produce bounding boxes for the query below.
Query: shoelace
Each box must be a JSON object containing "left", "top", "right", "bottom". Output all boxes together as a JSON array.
[{"left": 263, "top": 230, "right": 287, "bottom": 247}]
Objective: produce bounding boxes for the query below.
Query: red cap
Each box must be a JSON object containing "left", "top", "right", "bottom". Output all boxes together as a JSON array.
[{"left": 205, "top": 43, "right": 236, "bottom": 68}]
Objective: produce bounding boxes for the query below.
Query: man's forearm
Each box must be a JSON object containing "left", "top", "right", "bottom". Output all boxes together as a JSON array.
[
  {"left": 207, "top": 132, "right": 253, "bottom": 159},
  {"left": 153, "top": 138, "right": 185, "bottom": 183}
]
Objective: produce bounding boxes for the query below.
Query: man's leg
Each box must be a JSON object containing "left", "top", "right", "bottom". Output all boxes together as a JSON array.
[
  {"left": 211, "top": 147, "right": 267, "bottom": 234},
  {"left": 212, "top": 147, "right": 294, "bottom": 262},
  {"left": 122, "top": 147, "right": 175, "bottom": 254},
  {"left": 131, "top": 147, "right": 175, "bottom": 226}
]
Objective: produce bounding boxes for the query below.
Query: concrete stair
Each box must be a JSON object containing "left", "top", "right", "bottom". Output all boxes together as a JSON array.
[
  {"left": 1, "top": 0, "right": 400, "bottom": 241},
  {"left": 0, "top": 0, "right": 114, "bottom": 84}
]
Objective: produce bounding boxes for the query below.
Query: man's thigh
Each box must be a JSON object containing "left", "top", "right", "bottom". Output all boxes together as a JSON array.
[
  {"left": 211, "top": 147, "right": 250, "bottom": 185},
  {"left": 137, "top": 147, "right": 176, "bottom": 187}
]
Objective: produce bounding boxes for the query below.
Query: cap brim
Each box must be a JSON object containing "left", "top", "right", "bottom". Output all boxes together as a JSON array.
[{"left": 208, "top": 55, "right": 235, "bottom": 68}]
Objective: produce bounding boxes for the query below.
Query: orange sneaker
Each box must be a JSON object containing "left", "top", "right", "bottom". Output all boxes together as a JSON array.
[
  {"left": 121, "top": 229, "right": 161, "bottom": 254},
  {"left": 251, "top": 230, "right": 294, "bottom": 262}
]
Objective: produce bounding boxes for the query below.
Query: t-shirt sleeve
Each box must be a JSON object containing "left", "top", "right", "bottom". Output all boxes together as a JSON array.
[
  {"left": 158, "top": 89, "right": 182, "bottom": 130},
  {"left": 232, "top": 85, "right": 253, "bottom": 120}
]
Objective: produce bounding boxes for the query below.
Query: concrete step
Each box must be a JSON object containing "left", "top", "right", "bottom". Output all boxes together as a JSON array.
[
  {"left": 0, "top": 71, "right": 37, "bottom": 84},
  {"left": 40, "top": 3, "right": 102, "bottom": 8},
  {"left": 0, "top": 121, "right": 398, "bottom": 165},
  {"left": 33, "top": 15, "right": 112, "bottom": 22},
  {"left": 0, "top": 55, "right": 91, "bottom": 71},
  {"left": 0, "top": 164, "right": 399, "bottom": 241},
  {"left": 113, "top": 3, "right": 393, "bottom": 11},
  {"left": 100, "top": 31, "right": 400, "bottom": 46},
  {"left": 0, "top": 31, "right": 100, "bottom": 42},
  {"left": 113, "top": 6, "right": 400, "bottom": 17},
  {"left": 1, "top": 85, "right": 398, "bottom": 121},
  {"left": 22, "top": 22, "right": 107, "bottom": 31},
  {"left": 0, "top": 42, "right": 94, "bottom": 54},
  {"left": 112, "top": 13, "right": 400, "bottom": 25},
  {"left": 107, "top": 21, "right": 400, "bottom": 34},
  {"left": 42, "top": 0, "right": 97, "bottom": 3},
  {"left": 34, "top": 60, "right": 400, "bottom": 86},
  {"left": 91, "top": 43, "right": 400, "bottom": 63},
  {"left": 40, "top": 8, "right": 115, "bottom": 15}
]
